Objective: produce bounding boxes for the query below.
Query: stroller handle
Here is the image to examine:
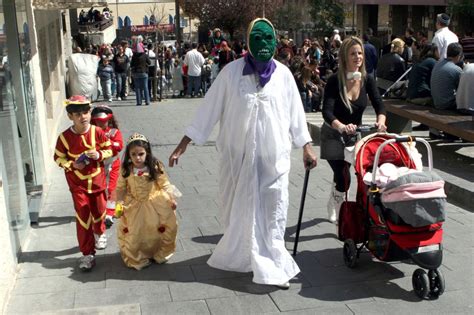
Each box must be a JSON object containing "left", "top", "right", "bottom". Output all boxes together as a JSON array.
[{"left": 371, "top": 136, "right": 433, "bottom": 185}]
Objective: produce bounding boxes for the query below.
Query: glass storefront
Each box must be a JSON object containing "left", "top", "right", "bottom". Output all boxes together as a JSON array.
[{"left": 0, "top": 0, "right": 44, "bottom": 256}]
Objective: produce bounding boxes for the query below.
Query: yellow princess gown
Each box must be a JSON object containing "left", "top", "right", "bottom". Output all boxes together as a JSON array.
[{"left": 116, "top": 162, "right": 178, "bottom": 270}]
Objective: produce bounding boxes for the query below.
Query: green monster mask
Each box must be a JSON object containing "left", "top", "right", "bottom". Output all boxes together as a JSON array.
[{"left": 248, "top": 19, "right": 276, "bottom": 62}]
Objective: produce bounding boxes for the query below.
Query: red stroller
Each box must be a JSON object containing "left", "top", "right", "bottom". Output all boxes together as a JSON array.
[{"left": 338, "top": 132, "right": 446, "bottom": 299}]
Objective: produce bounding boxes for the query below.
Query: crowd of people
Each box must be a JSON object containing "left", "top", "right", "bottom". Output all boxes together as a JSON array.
[{"left": 70, "top": 11, "right": 473, "bottom": 117}]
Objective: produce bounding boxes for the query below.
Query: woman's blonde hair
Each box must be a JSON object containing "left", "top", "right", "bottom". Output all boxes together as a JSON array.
[
  {"left": 337, "top": 36, "right": 366, "bottom": 112},
  {"left": 390, "top": 38, "right": 405, "bottom": 55}
]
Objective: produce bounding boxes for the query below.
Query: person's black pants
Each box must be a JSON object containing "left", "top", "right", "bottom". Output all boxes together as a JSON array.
[{"left": 327, "top": 160, "right": 351, "bottom": 192}]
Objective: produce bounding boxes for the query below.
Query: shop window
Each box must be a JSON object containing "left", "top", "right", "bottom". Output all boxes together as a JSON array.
[{"left": 124, "top": 16, "right": 131, "bottom": 27}]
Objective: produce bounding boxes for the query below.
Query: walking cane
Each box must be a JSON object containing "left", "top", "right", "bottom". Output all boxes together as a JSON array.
[{"left": 292, "top": 165, "right": 311, "bottom": 256}]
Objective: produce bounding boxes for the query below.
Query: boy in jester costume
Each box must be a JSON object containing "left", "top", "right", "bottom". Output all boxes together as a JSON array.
[{"left": 169, "top": 18, "right": 317, "bottom": 289}]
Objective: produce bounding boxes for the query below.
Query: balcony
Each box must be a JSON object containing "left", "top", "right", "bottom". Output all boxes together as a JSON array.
[
  {"left": 78, "top": 18, "right": 114, "bottom": 33},
  {"left": 33, "top": 1, "right": 107, "bottom": 10}
]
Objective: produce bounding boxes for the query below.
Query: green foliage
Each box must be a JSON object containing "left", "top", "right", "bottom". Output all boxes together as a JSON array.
[
  {"left": 273, "top": 5, "right": 302, "bottom": 32},
  {"left": 179, "top": 0, "right": 283, "bottom": 39},
  {"left": 308, "top": 0, "right": 344, "bottom": 35},
  {"left": 448, "top": 0, "right": 474, "bottom": 15}
]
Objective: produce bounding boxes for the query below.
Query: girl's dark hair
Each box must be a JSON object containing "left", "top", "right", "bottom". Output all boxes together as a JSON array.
[
  {"left": 121, "top": 139, "right": 162, "bottom": 181},
  {"left": 108, "top": 115, "right": 119, "bottom": 129},
  {"left": 419, "top": 44, "right": 438, "bottom": 61}
]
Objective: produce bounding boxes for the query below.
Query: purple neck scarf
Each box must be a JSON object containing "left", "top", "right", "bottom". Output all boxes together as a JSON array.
[{"left": 242, "top": 54, "right": 276, "bottom": 88}]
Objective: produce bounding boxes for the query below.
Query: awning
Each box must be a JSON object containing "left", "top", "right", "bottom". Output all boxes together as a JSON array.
[
  {"left": 343, "top": 0, "right": 447, "bottom": 5},
  {"left": 33, "top": 1, "right": 108, "bottom": 10}
]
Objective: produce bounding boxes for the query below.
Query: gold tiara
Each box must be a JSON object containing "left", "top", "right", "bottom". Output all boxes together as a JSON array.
[{"left": 127, "top": 133, "right": 148, "bottom": 144}]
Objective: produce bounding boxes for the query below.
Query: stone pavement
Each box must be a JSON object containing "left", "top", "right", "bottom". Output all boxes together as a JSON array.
[{"left": 5, "top": 97, "right": 473, "bottom": 314}]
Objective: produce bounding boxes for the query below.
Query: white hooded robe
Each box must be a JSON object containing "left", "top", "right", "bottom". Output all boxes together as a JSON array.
[{"left": 185, "top": 58, "right": 312, "bottom": 285}]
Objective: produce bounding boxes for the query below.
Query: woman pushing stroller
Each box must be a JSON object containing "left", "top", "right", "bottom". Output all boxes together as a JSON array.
[{"left": 321, "top": 36, "right": 387, "bottom": 223}]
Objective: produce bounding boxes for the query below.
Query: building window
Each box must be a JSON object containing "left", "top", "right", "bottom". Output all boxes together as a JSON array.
[
  {"left": 144, "top": 16, "right": 149, "bottom": 25},
  {"left": 118, "top": 17, "right": 123, "bottom": 29},
  {"left": 124, "top": 16, "right": 132, "bottom": 27}
]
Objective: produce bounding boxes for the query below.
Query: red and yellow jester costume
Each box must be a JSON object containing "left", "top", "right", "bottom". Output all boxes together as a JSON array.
[{"left": 54, "top": 124, "right": 112, "bottom": 255}]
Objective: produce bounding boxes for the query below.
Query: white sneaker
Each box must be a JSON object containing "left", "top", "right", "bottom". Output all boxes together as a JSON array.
[
  {"left": 79, "top": 254, "right": 95, "bottom": 271},
  {"left": 117, "top": 97, "right": 122, "bottom": 101},
  {"left": 108, "top": 98, "right": 113, "bottom": 102},
  {"left": 94, "top": 233, "right": 107, "bottom": 250},
  {"left": 275, "top": 281, "right": 290, "bottom": 290}
]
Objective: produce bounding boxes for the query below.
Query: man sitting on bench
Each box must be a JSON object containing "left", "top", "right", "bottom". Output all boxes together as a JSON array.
[{"left": 431, "top": 43, "right": 463, "bottom": 110}]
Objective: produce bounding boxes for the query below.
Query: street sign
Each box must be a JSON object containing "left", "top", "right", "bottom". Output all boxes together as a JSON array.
[{"left": 131, "top": 24, "right": 175, "bottom": 33}]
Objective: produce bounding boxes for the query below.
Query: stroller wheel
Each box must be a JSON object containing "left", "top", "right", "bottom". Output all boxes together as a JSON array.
[
  {"left": 412, "top": 268, "right": 430, "bottom": 299},
  {"left": 343, "top": 239, "right": 357, "bottom": 268},
  {"left": 428, "top": 269, "right": 445, "bottom": 299}
]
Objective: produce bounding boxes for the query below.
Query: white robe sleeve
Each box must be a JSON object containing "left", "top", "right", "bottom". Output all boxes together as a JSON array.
[
  {"left": 185, "top": 69, "right": 228, "bottom": 145},
  {"left": 285, "top": 68, "right": 312, "bottom": 147}
]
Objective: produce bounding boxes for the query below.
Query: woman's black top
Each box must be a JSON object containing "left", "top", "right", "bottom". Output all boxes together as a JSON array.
[
  {"left": 322, "top": 74, "right": 385, "bottom": 126},
  {"left": 130, "top": 53, "right": 151, "bottom": 74}
]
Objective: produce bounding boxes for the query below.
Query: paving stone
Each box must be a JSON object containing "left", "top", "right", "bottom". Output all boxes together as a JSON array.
[
  {"left": 16, "top": 258, "right": 77, "bottom": 278},
  {"left": 74, "top": 284, "right": 170, "bottom": 308},
  {"left": 169, "top": 280, "right": 236, "bottom": 301},
  {"left": 167, "top": 249, "right": 212, "bottom": 266},
  {"left": 191, "top": 263, "right": 250, "bottom": 281},
  {"left": 180, "top": 237, "right": 219, "bottom": 251},
  {"left": 105, "top": 264, "right": 195, "bottom": 288},
  {"left": 268, "top": 304, "right": 352, "bottom": 314},
  {"left": 206, "top": 294, "right": 280, "bottom": 314},
  {"left": 346, "top": 300, "right": 437, "bottom": 314},
  {"left": 6, "top": 291, "right": 75, "bottom": 314},
  {"left": 41, "top": 303, "right": 141, "bottom": 315},
  {"left": 12, "top": 273, "right": 105, "bottom": 295},
  {"left": 270, "top": 283, "right": 375, "bottom": 312},
  {"left": 140, "top": 300, "right": 210, "bottom": 315}
]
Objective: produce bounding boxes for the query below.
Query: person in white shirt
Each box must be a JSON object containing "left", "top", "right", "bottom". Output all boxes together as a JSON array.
[
  {"left": 146, "top": 43, "right": 159, "bottom": 99},
  {"left": 183, "top": 42, "right": 205, "bottom": 97},
  {"left": 432, "top": 13, "right": 458, "bottom": 60},
  {"left": 121, "top": 40, "right": 134, "bottom": 96}
]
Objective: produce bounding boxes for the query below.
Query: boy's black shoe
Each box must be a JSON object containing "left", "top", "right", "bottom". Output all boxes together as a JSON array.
[{"left": 105, "top": 215, "right": 114, "bottom": 229}]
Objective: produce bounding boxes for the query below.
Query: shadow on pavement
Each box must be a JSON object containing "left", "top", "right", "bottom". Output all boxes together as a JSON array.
[
  {"left": 31, "top": 216, "right": 76, "bottom": 229},
  {"left": 285, "top": 218, "right": 337, "bottom": 242},
  {"left": 191, "top": 234, "right": 222, "bottom": 244}
]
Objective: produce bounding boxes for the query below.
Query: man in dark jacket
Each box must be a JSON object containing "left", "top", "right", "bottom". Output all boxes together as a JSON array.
[
  {"left": 363, "top": 33, "right": 378, "bottom": 78},
  {"left": 113, "top": 45, "right": 129, "bottom": 100}
]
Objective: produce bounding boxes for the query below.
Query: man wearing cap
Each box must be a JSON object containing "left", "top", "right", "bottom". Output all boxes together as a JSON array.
[
  {"left": 54, "top": 95, "right": 113, "bottom": 271},
  {"left": 169, "top": 18, "right": 317, "bottom": 289},
  {"left": 432, "top": 13, "right": 459, "bottom": 60}
]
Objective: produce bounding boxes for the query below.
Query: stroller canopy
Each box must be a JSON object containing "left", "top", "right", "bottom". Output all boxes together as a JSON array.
[{"left": 354, "top": 133, "right": 417, "bottom": 178}]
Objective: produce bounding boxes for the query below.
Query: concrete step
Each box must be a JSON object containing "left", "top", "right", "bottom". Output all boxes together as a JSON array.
[{"left": 306, "top": 112, "right": 474, "bottom": 211}]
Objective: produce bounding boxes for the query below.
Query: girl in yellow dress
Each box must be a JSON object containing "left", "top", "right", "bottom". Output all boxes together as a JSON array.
[{"left": 115, "top": 133, "right": 180, "bottom": 270}]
